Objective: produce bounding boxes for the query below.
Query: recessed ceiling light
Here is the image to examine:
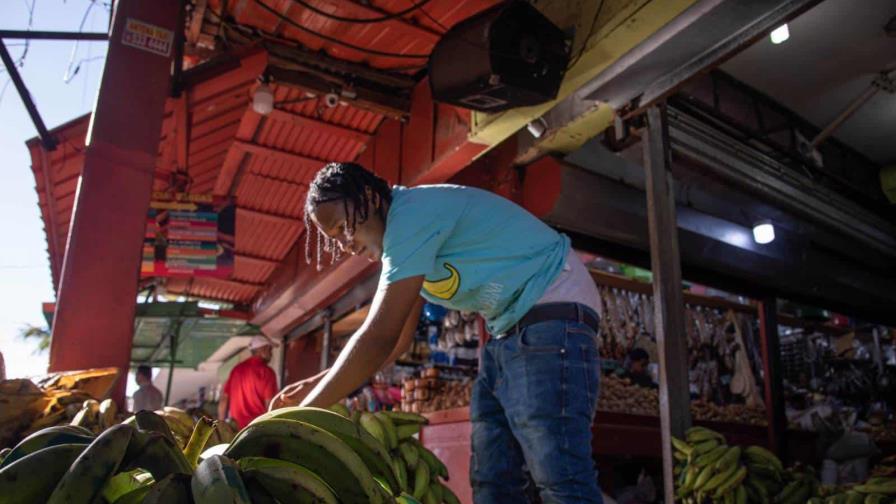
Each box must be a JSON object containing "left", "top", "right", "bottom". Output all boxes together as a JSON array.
[
  {"left": 753, "top": 220, "right": 776, "bottom": 244},
  {"left": 770, "top": 24, "right": 790, "bottom": 44}
]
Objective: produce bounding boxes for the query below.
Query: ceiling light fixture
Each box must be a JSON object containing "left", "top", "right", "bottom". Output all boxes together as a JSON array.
[
  {"left": 526, "top": 117, "right": 547, "bottom": 138},
  {"left": 770, "top": 23, "right": 790, "bottom": 44},
  {"left": 752, "top": 220, "right": 776, "bottom": 244},
  {"left": 252, "top": 80, "right": 274, "bottom": 115}
]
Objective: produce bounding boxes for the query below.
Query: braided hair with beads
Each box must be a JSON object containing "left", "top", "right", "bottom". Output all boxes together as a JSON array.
[{"left": 303, "top": 162, "right": 393, "bottom": 270}]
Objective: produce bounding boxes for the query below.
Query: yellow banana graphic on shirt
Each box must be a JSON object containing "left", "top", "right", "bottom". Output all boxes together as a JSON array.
[{"left": 423, "top": 263, "right": 460, "bottom": 300}]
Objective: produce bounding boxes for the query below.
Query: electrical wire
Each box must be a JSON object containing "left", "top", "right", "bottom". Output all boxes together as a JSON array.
[
  {"left": 410, "top": 0, "right": 448, "bottom": 33},
  {"left": 208, "top": 9, "right": 429, "bottom": 71},
  {"left": 63, "top": 0, "right": 102, "bottom": 83},
  {"left": 287, "top": 0, "right": 435, "bottom": 24},
  {"left": 566, "top": 0, "right": 604, "bottom": 70},
  {"left": 253, "top": 0, "right": 430, "bottom": 59},
  {"left": 0, "top": 0, "right": 35, "bottom": 105}
]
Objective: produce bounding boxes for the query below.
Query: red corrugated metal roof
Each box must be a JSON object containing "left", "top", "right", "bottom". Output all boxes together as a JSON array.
[
  {"left": 28, "top": 0, "right": 497, "bottom": 307},
  {"left": 216, "top": 0, "right": 497, "bottom": 72}
]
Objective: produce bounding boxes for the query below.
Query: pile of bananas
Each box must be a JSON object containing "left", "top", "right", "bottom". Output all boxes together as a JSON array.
[
  {"left": 815, "top": 454, "right": 896, "bottom": 504},
  {"left": 673, "top": 426, "right": 819, "bottom": 503},
  {"left": 0, "top": 405, "right": 457, "bottom": 503},
  {"left": 132, "top": 407, "right": 237, "bottom": 450},
  {"left": 815, "top": 479, "right": 896, "bottom": 504}
]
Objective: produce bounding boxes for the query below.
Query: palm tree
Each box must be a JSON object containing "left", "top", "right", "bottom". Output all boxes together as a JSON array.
[{"left": 18, "top": 324, "right": 51, "bottom": 354}]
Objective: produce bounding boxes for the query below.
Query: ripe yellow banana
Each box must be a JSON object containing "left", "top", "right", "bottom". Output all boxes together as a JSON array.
[
  {"left": 47, "top": 423, "right": 135, "bottom": 504},
  {"left": 0, "top": 443, "right": 87, "bottom": 504},
  {"left": 254, "top": 406, "right": 400, "bottom": 494},
  {"left": 239, "top": 456, "right": 338, "bottom": 504},
  {"left": 191, "top": 454, "right": 251, "bottom": 504},
  {"left": 225, "top": 418, "right": 384, "bottom": 503}
]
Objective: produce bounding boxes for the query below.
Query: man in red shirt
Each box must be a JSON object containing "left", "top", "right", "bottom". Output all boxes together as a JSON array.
[{"left": 218, "top": 335, "right": 279, "bottom": 428}]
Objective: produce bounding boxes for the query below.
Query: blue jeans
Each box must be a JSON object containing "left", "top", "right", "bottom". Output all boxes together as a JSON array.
[{"left": 470, "top": 316, "right": 603, "bottom": 503}]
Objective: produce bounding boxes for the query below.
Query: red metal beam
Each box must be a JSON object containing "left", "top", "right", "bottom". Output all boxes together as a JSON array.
[
  {"left": 175, "top": 95, "right": 190, "bottom": 170},
  {"left": 48, "top": 0, "right": 181, "bottom": 405},
  {"left": 214, "top": 110, "right": 263, "bottom": 196}
]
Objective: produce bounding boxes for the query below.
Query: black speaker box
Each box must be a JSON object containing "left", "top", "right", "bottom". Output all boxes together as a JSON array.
[{"left": 428, "top": 1, "right": 570, "bottom": 112}]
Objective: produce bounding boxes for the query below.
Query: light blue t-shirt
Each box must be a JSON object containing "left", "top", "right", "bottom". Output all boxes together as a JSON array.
[{"left": 380, "top": 185, "right": 570, "bottom": 335}]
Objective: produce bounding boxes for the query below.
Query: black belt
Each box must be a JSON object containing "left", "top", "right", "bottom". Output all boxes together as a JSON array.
[{"left": 505, "top": 302, "right": 600, "bottom": 336}]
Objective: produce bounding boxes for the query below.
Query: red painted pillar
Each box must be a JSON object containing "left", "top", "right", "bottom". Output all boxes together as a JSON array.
[{"left": 48, "top": 0, "right": 181, "bottom": 405}]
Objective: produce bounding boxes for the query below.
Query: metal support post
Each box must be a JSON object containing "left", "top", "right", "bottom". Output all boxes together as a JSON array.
[
  {"left": 758, "top": 298, "right": 786, "bottom": 457},
  {"left": 48, "top": 0, "right": 181, "bottom": 405},
  {"left": 164, "top": 321, "right": 180, "bottom": 406},
  {"left": 643, "top": 103, "right": 692, "bottom": 503},
  {"left": 0, "top": 39, "right": 56, "bottom": 149}
]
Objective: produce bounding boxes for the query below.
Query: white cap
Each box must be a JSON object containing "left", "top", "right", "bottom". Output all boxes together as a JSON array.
[{"left": 248, "top": 335, "right": 278, "bottom": 350}]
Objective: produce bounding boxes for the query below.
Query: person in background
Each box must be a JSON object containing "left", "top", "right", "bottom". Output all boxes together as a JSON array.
[
  {"left": 219, "top": 335, "right": 279, "bottom": 428},
  {"left": 0, "top": 350, "right": 6, "bottom": 380},
  {"left": 621, "top": 348, "right": 657, "bottom": 389},
  {"left": 133, "top": 365, "right": 163, "bottom": 412}
]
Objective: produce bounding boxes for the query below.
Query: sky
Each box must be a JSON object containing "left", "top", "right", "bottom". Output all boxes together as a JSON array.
[{"left": 0, "top": 0, "right": 110, "bottom": 379}]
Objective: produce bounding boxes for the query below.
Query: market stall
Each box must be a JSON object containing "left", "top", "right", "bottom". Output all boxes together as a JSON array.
[{"left": 11, "top": 0, "right": 895, "bottom": 502}]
